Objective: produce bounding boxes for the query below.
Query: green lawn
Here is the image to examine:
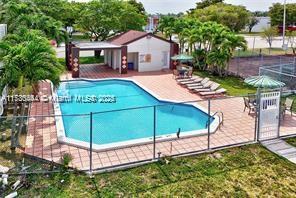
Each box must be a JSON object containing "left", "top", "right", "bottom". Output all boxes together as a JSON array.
[
  {"left": 58, "top": 56, "right": 104, "bottom": 66},
  {"left": 194, "top": 71, "right": 256, "bottom": 96},
  {"left": 238, "top": 32, "right": 262, "bottom": 36},
  {"left": 286, "top": 137, "right": 296, "bottom": 147},
  {"left": 2, "top": 144, "right": 295, "bottom": 197},
  {"left": 71, "top": 34, "right": 89, "bottom": 41}
]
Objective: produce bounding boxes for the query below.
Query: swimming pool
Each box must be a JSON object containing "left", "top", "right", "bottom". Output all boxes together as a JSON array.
[{"left": 54, "top": 79, "right": 219, "bottom": 150}]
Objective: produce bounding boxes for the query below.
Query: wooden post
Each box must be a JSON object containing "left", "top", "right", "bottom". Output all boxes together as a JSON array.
[
  {"left": 66, "top": 42, "right": 74, "bottom": 71},
  {"left": 170, "top": 43, "right": 179, "bottom": 70},
  {"left": 121, "top": 46, "right": 128, "bottom": 74},
  {"left": 72, "top": 47, "right": 80, "bottom": 78}
]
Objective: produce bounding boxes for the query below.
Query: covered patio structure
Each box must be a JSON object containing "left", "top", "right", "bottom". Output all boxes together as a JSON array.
[
  {"left": 65, "top": 31, "right": 179, "bottom": 78},
  {"left": 65, "top": 41, "right": 128, "bottom": 78}
]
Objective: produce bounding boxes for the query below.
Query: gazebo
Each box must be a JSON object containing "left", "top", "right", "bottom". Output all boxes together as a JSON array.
[{"left": 65, "top": 41, "right": 128, "bottom": 78}]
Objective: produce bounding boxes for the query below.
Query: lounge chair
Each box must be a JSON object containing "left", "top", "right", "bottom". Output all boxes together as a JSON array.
[
  {"left": 176, "top": 76, "right": 199, "bottom": 83},
  {"left": 243, "top": 97, "right": 256, "bottom": 115},
  {"left": 199, "top": 88, "right": 227, "bottom": 97},
  {"left": 187, "top": 80, "right": 213, "bottom": 90},
  {"left": 182, "top": 77, "right": 209, "bottom": 86},
  {"left": 284, "top": 98, "right": 294, "bottom": 116},
  {"left": 179, "top": 77, "right": 204, "bottom": 85},
  {"left": 192, "top": 82, "right": 220, "bottom": 93}
]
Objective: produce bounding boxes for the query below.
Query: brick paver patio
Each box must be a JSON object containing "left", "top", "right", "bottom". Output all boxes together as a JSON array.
[{"left": 24, "top": 64, "right": 296, "bottom": 171}]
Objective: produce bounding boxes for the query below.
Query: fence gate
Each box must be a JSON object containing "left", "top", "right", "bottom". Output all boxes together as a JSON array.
[{"left": 258, "top": 91, "right": 281, "bottom": 141}]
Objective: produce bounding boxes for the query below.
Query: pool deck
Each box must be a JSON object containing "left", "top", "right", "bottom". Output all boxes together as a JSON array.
[{"left": 25, "top": 64, "right": 296, "bottom": 171}]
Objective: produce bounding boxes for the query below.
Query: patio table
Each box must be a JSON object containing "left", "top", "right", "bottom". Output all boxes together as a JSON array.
[{"left": 177, "top": 66, "right": 191, "bottom": 76}]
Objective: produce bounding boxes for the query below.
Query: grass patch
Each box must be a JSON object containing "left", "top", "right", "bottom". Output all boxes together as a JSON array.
[
  {"left": 58, "top": 56, "right": 104, "bottom": 66},
  {"left": 71, "top": 34, "right": 89, "bottom": 41},
  {"left": 194, "top": 70, "right": 256, "bottom": 96},
  {"left": 286, "top": 137, "right": 296, "bottom": 147},
  {"left": 79, "top": 56, "right": 104, "bottom": 64},
  {"left": 238, "top": 32, "right": 262, "bottom": 36},
  {"left": 2, "top": 144, "right": 295, "bottom": 197}
]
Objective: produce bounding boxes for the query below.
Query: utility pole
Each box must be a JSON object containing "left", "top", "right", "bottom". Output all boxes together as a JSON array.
[{"left": 282, "top": 0, "right": 287, "bottom": 49}]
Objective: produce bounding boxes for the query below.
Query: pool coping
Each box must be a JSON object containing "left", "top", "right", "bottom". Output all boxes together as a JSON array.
[{"left": 52, "top": 78, "right": 220, "bottom": 152}]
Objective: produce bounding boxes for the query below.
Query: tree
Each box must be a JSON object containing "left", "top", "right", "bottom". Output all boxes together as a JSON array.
[
  {"left": 0, "top": 28, "right": 63, "bottom": 149},
  {"left": 247, "top": 16, "right": 259, "bottom": 33},
  {"left": 32, "top": 0, "right": 85, "bottom": 28},
  {"left": 17, "top": 14, "right": 67, "bottom": 45},
  {"left": 127, "top": 0, "right": 146, "bottom": 16},
  {"left": 253, "top": 11, "right": 268, "bottom": 17},
  {"left": 287, "top": 31, "right": 296, "bottom": 55},
  {"left": 269, "top": 3, "right": 296, "bottom": 26},
  {"left": 0, "top": 0, "right": 39, "bottom": 31},
  {"left": 195, "top": 0, "right": 223, "bottom": 9},
  {"left": 170, "top": 18, "right": 246, "bottom": 76},
  {"left": 0, "top": 28, "right": 63, "bottom": 92},
  {"left": 157, "top": 15, "right": 177, "bottom": 41},
  {"left": 77, "top": 0, "right": 146, "bottom": 41},
  {"left": 0, "top": 0, "right": 67, "bottom": 45},
  {"left": 31, "top": 0, "right": 66, "bottom": 21},
  {"left": 189, "top": 3, "right": 251, "bottom": 32},
  {"left": 261, "top": 26, "right": 278, "bottom": 53}
]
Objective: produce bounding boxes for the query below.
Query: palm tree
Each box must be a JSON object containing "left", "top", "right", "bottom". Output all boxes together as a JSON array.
[
  {"left": 0, "top": 28, "right": 63, "bottom": 90},
  {"left": 157, "top": 15, "right": 176, "bottom": 41},
  {"left": 178, "top": 19, "right": 246, "bottom": 75},
  {"left": 0, "top": 28, "right": 64, "bottom": 149}
]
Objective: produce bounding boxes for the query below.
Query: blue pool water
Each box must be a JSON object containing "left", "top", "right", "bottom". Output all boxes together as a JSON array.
[{"left": 57, "top": 80, "right": 213, "bottom": 145}]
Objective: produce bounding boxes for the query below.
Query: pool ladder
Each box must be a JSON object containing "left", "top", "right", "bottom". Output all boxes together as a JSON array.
[{"left": 205, "top": 111, "right": 224, "bottom": 130}]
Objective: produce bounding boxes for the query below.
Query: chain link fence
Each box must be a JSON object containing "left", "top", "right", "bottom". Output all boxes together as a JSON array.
[
  {"left": 279, "top": 91, "right": 296, "bottom": 138},
  {"left": 229, "top": 53, "right": 296, "bottom": 78},
  {"left": 259, "top": 63, "right": 296, "bottom": 90}
]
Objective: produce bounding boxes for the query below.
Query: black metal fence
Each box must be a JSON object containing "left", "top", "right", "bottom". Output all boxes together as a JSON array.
[{"left": 1, "top": 94, "right": 296, "bottom": 174}]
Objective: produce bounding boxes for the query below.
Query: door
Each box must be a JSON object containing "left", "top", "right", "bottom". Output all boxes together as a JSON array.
[
  {"left": 162, "top": 51, "right": 169, "bottom": 69},
  {"left": 258, "top": 91, "right": 281, "bottom": 141}
]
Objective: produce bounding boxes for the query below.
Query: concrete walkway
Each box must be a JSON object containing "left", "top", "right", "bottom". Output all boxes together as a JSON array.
[{"left": 262, "top": 139, "right": 296, "bottom": 164}]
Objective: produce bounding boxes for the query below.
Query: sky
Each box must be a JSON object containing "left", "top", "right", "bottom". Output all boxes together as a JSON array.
[{"left": 137, "top": 0, "right": 292, "bottom": 14}]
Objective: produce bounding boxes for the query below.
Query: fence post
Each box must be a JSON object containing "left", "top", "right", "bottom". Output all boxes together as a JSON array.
[
  {"left": 277, "top": 88, "right": 282, "bottom": 138},
  {"left": 207, "top": 99, "right": 211, "bottom": 150},
  {"left": 254, "top": 91, "right": 259, "bottom": 142},
  {"left": 89, "top": 112, "right": 93, "bottom": 176},
  {"left": 237, "top": 50, "right": 240, "bottom": 76},
  {"left": 256, "top": 89, "right": 262, "bottom": 142},
  {"left": 153, "top": 106, "right": 156, "bottom": 160}
]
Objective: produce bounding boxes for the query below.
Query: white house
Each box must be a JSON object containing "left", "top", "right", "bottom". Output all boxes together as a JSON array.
[{"left": 108, "top": 30, "right": 178, "bottom": 72}]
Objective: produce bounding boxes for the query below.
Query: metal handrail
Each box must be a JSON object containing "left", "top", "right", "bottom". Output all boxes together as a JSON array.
[{"left": 205, "top": 111, "right": 224, "bottom": 129}]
